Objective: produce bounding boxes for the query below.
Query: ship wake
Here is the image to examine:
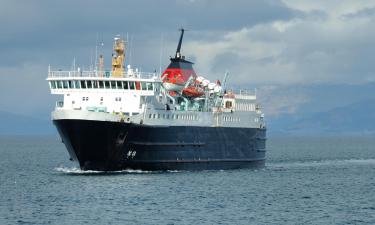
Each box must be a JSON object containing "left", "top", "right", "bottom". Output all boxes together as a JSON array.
[
  {"left": 54, "top": 166, "right": 180, "bottom": 175},
  {"left": 268, "top": 158, "right": 375, "bottom": 170}
]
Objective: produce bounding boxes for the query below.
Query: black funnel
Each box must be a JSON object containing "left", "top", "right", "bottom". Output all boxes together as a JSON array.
[{"left": 175, "top": 28, "right": 184, "bottom": 59}]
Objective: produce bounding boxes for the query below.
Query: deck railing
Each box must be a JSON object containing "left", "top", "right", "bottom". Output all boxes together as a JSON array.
[
  {"left": 48, "top": 70, "right": 158, "bottom": 80},
  {"left": 237, "top": 89, "right": 256, "bottom": 96},
  {"left": 231, "top": 89, "right": 257, "bottom": 100}
]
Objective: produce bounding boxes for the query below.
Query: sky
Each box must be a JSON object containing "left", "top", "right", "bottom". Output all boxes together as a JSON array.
[{"left": 1, "top": 0, "right": 375, "bottom": 119}]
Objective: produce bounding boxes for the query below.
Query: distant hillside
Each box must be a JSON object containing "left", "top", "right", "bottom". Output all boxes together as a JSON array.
[
  {"left": 0, "top": 111, "right": 55, "bottom": 135},
  {"left": 269, "top": 99, "right": 375, "bottom": 136}
]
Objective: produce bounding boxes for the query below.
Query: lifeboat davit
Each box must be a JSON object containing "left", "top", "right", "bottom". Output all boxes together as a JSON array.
[
  {"left": 161, "top": 29, "right": 197, "bottom": 91},
  {"left": 182, "top": 86, "right": 205, "bottom": 98}
]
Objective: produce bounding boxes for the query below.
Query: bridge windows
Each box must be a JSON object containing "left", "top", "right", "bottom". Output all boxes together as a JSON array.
[
  {"left": 50, "top": 81, "right": 57, "bottom": 89},
  {"left": 63, "top": 80, "right": 69, "bottom": 89},
  {"left": 129, "top": 81, "right": 135, "bottom": 90},
  {"left": 98, "top": 81, "right": 104, "bottom": 89},
  {"left": 68, "top": 80, "right": 74, "bottom": 88},
  {"left": 104, "top": 81, "right": 110, "bottom": 89},
  {"left": 135, "top": 82, "right": 141, "bottom": 90},
  {"left": 110, "top": 81, "right": 116, "bottom": 89},
  {"left": 141, "top": 82, "right": 147, "bottom": 90},
  {"left": 74, "top": 81, "right": 80, "bottom": 89},
  {"left": 146, "top": 82, "right": 153, "bottom": 91},
  {"left": 50, "top": 80, "right": 155, "bottom": 91},
  {"left": 80, "top": 80, "right": 86, "bottom": 89},
  {"left": 87, "top": 80, "right": 92, "bottom": 88},
  {"left": 123, "top": 81, "right": 129, "bottom": 89},
  {"left": 93, "top": 81, "right": 98, "bottom": 88},
  {"left": 56, "top": 81, "right": 62, "bottom": 89}
]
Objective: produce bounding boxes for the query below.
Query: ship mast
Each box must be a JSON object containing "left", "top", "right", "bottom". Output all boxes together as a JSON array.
[
  {"left": 175, "top": 28, "right": 184, "bottom": 59},
  {"left": 111, "top": 36, "right": 125, "bottom": 77}
]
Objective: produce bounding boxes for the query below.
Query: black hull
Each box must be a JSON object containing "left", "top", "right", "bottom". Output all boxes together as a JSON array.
[{"left": 54, "top": 119, "right": 266, "bottom": 171}]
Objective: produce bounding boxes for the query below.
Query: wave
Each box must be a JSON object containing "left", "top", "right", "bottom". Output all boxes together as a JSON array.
[
  {"left": 268, "top": 158, "right": 375, "bottom": 169},
  {"left": 54, "top": 159, "right": 375, "bottom": 174},
  {"left": 54, "top": 166, "right": 180, "bottom": 175}
]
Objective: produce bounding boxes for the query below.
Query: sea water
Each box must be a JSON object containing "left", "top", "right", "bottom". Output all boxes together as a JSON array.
[{"left": 0, "top": 136, "right": 374, "bottom": 225}]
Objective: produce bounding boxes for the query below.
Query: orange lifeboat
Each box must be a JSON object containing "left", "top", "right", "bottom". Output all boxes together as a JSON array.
[
  {"left": 168, "top": 90, "right": 179, "bottom": 97},
  {"left": 182, "top": 86, "right": 205, "bottom": 98}
]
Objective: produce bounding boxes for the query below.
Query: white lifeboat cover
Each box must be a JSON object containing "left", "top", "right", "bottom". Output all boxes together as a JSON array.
[
  {"left": 202, "top": 79, "right": 210, "bottom": 86},
  {"left": 208, "top": 83, "right": 216, "bottom": 90},
  {"left": 196, "top": 76, "right": 205, "bottom": 83}
]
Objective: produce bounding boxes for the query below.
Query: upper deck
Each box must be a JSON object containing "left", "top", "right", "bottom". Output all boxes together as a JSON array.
[
  {"left": 47, "top": 67, "right": 159, "bottom": 81},
  {"left": 46, "top": 66, "right": 161, "bottom": 95}
]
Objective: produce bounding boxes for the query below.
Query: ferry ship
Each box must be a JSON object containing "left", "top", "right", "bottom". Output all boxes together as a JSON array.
[{"left": 47, "top": 29, "right": 266, "bottom": 171}]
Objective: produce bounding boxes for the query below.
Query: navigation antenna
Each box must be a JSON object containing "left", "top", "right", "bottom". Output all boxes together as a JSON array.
[
  {"left": 128, "top": 34, "right": 133, "bottom": 66},
  {"left": 159, "top": 33, "right": 164, "bottom": 74},
  {"left": 95, "top": 33, "right": 98, "bottom": 71}
]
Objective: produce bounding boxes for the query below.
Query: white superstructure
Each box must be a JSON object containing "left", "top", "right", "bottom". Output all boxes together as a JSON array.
[
  {"left": 47, "top": 67, "right": 160, "bottom": 116},
  {"left": 46, "top": 36, "right": 265, "bottom": 129}
]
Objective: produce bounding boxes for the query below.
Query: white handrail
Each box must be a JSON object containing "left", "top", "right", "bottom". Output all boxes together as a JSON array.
[{"left": 48, "top": 70, "right": 157, "bottom": 79}]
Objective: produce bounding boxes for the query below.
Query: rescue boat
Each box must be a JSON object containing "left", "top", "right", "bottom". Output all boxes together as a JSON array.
[{"left": 182, "top": 86, "right": 205, "bottom": 98}]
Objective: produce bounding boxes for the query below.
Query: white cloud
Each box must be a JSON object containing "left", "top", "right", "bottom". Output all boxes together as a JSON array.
[
  {"left": 1, "top": 0, "right": 375, "bottom": 118},
  {"left": 0, "top": 63, "right": 56, "bottom": 117},
  {"left": 182, "top": 1, "right": 375, "bottom": 85},
  {"left": 282, "top": 0, "right": 375, "bottom": 17}
]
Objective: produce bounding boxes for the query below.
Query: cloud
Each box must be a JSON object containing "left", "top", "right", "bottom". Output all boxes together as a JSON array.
[
  {"left": 181, "top": 1, "right": 375, "bottom": 85},
  {"left": 0, "top": 0, "right": 375, "bottom": 117},
  {"left": 0, "top": 64, "right": 56, "bottom": 118}
]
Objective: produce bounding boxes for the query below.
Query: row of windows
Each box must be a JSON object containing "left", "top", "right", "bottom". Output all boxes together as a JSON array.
[
  {"left": 147, "top": 113, "right": 259, "bottom": 123},
  {"left": 80, "top": 96, "right": 122, "bottom": 102},
  {"left": 223, "top": 117, "right": 260, "bottom": 123},
  {"left": 223, "top": 116, "right": 240, "bottom": 122},
  {"left": 235, "top": 103, "right": 255, "bottom": 111},
  {"left": 148, "top": 113, "right": 198, "bottom": 121},
  {"left": 50, "top": 80, "right": 154, "bottom": 91}
]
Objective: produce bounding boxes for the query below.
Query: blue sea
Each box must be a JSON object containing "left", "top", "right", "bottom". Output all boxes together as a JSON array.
[{"left": 0, "top": 136, "right": 374, "bottom": 225}]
